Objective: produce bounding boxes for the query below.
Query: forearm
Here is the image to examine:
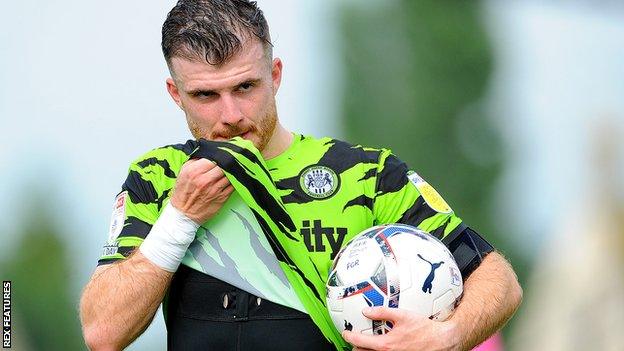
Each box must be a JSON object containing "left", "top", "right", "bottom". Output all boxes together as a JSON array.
[
  {"left": 448, "top": 251, "right": 523, "bottom": 350},
  {"left": 79, "top": 251, "right": 174, "bottom": 350}
]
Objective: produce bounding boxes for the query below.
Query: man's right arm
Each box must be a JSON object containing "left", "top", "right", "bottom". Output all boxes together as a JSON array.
[
  {"left": 79, "top": 251, "right": 173, "bottom": 351},
  {"left": 80, "top": 158, "right": 233, "bottom": 350}
]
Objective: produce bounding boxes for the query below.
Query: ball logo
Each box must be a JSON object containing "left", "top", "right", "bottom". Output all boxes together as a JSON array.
[
  {"left": 417, "top": 254, "right": 444, "bottom": 294},
  {"left": 344, "top": 320, "right": 353, "bottom": 331},
  {"left": 449, "top": 266, "right": 461, "bottom": 287},
  {"left": 300, "top": 166, "right": 339, "bottom": 199}
]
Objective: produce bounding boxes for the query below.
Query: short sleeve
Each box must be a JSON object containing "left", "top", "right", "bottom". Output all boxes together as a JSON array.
[
  {"left": 95, "top": 143, "right": 195, "bottom": 265},
  {"left": 97, "top": 168, "right": 166, "bottom": 265},
  {"left": 372, "top": 150, "right": 465, "bottom": 240}
]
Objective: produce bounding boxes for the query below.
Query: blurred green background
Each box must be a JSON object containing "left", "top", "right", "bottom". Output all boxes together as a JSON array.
[
  {"left": 340, "top": 0, "right": 509, "bottom": 262},
  {"left": 1, "top": 0, "right": 623, "bottom": 350}
]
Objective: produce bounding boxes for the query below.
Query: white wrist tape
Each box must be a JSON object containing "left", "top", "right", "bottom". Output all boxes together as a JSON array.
[{"left": 139, "top": 202, "right": 200, "bottom": 272}]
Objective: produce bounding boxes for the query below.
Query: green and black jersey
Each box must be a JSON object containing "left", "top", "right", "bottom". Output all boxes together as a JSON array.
[{"left": 98, "top": 133, "right": 464, "bottom": 347}]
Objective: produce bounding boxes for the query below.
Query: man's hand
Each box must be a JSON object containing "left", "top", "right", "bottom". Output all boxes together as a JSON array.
[
  {"left": 342, "top": 252, "right": 522, "bottom": 351},
  {"left": 342, "top": 307, "right": 460, "bottom": 351},
  {"left": 171, "top": 158, "right": 234, "bottom": 224}
]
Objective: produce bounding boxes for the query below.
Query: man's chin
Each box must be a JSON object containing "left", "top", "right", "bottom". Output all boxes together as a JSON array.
[{"left": 244, "top": 134, "right": 265, "bottom": 150}]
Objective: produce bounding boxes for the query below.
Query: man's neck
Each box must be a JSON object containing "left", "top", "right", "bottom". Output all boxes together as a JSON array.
[{"left": 262, "top": 123, "right": 293, "bottom": 160}]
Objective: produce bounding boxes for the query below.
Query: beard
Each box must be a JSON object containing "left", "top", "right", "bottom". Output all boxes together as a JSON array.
[{"left": 186, "top": 99, "right": 278, "bottom": 152}]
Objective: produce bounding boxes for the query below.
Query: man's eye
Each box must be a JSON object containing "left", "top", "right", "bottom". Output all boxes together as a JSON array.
[{"left": 238, "top": 82, "right": 254, "bottom": 92}]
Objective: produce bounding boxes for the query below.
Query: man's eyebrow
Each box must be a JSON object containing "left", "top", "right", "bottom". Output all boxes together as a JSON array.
[
  {"left": 235, "top": 78, "right": 261, "bottom": 87},
  {"left": 187, "top": 88, "right": 217, "bottom": 96},
  {"left": 187, "top": 78, "right": 262, "bottom": 95}
]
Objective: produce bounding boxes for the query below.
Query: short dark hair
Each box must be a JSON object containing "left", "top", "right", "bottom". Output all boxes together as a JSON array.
[{"left": 162, "top": 0, "right": 272, "bottom": 67}]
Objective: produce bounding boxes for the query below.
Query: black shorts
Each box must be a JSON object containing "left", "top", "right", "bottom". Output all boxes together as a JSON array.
[{"left": 165, "top": 265, "right": 336, "bottom": 351}]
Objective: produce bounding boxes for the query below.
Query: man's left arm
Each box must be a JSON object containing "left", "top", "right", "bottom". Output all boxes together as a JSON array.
[
  {"left": 342, "top": 251, "right": 522, "bottom": 351},
  {"left": 350, "top": 151, "right": 522, "bottom": 350},
  {"left": 448, "top": 251, "right": 522, "bottom": 349}
]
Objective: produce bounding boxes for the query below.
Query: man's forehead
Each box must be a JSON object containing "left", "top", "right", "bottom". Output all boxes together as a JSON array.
[
  {"left": 171, "top": 38, "right": 268, "bottom": 73},
  {"left": 170, "top": 39, "right": 270, "bottom": 90}
]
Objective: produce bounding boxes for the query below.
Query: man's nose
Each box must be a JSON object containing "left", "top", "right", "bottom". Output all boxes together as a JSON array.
[{"left": 220, "top": 94, "right": 244, "bottom": 126}]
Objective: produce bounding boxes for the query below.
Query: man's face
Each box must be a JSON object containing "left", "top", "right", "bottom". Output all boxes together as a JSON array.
[{"left": 166, "top": 38, "right": 282, "bottom": 151}]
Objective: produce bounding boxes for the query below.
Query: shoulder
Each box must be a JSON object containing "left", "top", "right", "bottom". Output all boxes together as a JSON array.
[
  {"left": 129, "top": 140, "right": 198, "bottom": 166},
  {"left": 127, "top": 140, "right": 198, "bottom": 176},
  {"left": 120, "top": 140, "right": 197, "bottom": 201},
  {"left": 299, "top": 134, "right": 389, "bottom": 165}
]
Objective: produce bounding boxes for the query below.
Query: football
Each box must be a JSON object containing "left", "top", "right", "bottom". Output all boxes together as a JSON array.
[{"left": 326, "top": 224, "right": 463, "bottom": 335}]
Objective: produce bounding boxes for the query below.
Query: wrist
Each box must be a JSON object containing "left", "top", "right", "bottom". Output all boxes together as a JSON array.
[
  {"left": 169, "top": 197, "right": 204, "bottom": 225},
  {"left": 139, "top": 202, "right": 201, "bottom": 272}
]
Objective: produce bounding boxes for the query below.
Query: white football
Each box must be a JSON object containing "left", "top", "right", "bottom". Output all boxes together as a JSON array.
[{"left": 326, "top": 224, "right": 463, "bottom": 335}]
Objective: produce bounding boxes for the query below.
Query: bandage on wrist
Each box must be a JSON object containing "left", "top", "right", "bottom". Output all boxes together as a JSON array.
[{"left": 139, "top": 202, "right": 200, "bottom": 272}]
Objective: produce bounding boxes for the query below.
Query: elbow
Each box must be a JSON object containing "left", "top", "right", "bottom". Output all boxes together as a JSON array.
[
  {"left": 82, "top": 325, "right": 122, "bottom": 351},
  {"left": 508, "top": 268, "right": 523, "bottom": 314},
  {"left": 80, "top": 303, "right": 123, "bottom": 351},
  {"left": 489, "top": 251, "right": 523, "bottom": 316},
  {"left": 514, "top": 278, "right": 523, "bottom": 308},
  {"left": 80, "top": 267, "right": 128, "bottom": 350}
]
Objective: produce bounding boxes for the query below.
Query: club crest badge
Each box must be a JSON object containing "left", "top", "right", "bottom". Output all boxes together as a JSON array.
[
  {"left": 300, "top": 166, "right": 339, "bottom": 199},
  {"left": 407, "top": 171, "right": 452, "bottom": 214}
]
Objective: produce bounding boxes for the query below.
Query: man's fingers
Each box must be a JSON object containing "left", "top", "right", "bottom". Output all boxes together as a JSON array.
[
  {"left": 182, "top": 158, "right": 216, "bottom": 177},
  {"left": 362, "top": 306, "right": 408, "bottom": 323},
  {"left": 194, "top": 166, "right": 227, "bottom": 189},
  {"left": 220, "top": 184, "right": 235, "bottom": 196},
  {"left": 342, "top": 330, "right": 387, "bottom": 351},
  {"left": 171, "top": 158, "right": 232, "bottom": 223},
  {"left": 213, "top": 175, "right": 232, "bottom": 192}
]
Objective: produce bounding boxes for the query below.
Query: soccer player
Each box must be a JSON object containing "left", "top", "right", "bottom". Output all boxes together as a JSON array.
[{"left": 79, "top": 1, "right": 522, "bottom": 350}]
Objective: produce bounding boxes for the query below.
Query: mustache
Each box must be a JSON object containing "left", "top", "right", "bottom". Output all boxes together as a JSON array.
[{"left": 210, "top": 125, "right": 255, "bottom": 139}]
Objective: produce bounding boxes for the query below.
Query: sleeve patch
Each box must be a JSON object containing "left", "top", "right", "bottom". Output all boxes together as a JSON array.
[
  {"left": 407, "top": 171, "right": 452, "bottom": 214},
  {"left": 101, "top": 244, "right": 119, "bottom": 257},
  {"left": 107, "top": 191, "right": 127, "bottom": 243}
]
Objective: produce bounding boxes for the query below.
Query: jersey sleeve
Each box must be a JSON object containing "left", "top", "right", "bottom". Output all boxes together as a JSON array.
[
  {"left": 97, "top": 144, "right": 192, "bottom": 266},
  {"left": 372, "top": 149, "right": 465, "bottom": 240}
]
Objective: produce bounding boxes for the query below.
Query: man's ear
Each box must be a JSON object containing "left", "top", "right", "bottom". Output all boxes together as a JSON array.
[
  {"left": 166, "top": 77, "right": 183, "bottom": 109},
  {"left": 271, "top": 57, "right": 283, "bottom": 95}
]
